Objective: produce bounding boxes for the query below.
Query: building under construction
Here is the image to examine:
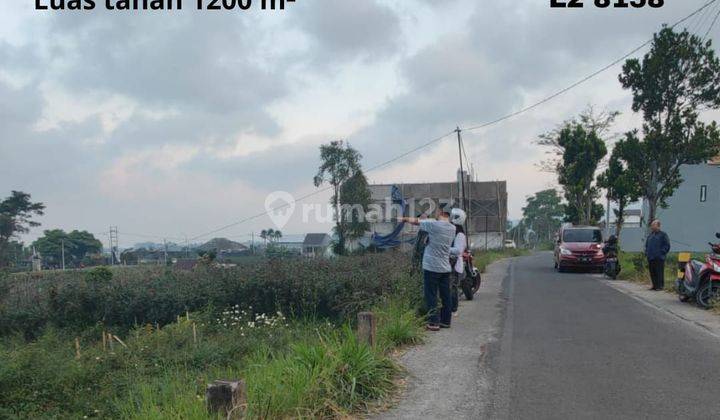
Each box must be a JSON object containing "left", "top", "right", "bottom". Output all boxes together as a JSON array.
[{"left": 367, "top": 171, "right": 508, "bottom": 250}]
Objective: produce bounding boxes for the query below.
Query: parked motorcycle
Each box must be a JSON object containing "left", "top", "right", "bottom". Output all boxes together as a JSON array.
[
  {"left": 603, "top": 236, "right": 621, "bottom": 280},
  {"left": 676, "top": 233, "right": 720, "bottom": 309},
  {"left": 460, "top": 251, "right": 481, "bottom": 300}
]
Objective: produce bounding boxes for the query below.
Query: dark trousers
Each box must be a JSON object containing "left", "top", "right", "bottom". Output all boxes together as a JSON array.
[
  {"left": 424, "top": 270, "right": 452, "bottom": 326},
  {"left": 648, "top": 259, "right": 665, "bottom": 290}
]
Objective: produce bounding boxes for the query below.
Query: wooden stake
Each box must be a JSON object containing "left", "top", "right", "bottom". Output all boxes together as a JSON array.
[
  {"left": 102, "top": 331, "right": 107, "bottom": 352},
  {"left": 193, "top": 323, "right": 198, "bottom": 345},
  {"left": 112, "top": 335, "right": 129, "bottom": 349},
  {"left": 75, "top": 337, "right": 81, "bottom": 360},
  {"left": 108, "top": 332, "right": 114, "bottom": 351},
  {"left": 357, "top": 312, "right": 377, "bottom": 348},
  {"left": 186, "top": 310, "right": 190, "bottom": 321}
]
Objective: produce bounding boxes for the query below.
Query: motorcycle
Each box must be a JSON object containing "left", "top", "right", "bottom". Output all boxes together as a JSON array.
[
  {"left": 603, "top": 238, "right": 621, "bottom": 280},
  {"left": 460, "top": 251, "right": 481, "bottom": 300},
  {"left": 676, "top": 233, "right": 720, "bottom": 309}
]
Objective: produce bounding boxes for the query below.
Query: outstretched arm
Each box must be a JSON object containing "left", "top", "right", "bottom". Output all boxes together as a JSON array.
[{"left": 398, "top": 216, "right": 421, "bottom": 226}]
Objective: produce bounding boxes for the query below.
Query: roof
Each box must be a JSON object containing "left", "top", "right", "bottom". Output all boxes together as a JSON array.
[{"left": 303, "top": 233, "right": 331, "bottom": 247}]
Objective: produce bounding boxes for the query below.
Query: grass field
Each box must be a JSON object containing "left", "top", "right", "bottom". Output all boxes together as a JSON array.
[{"left": 0, "top": 249, "right": 524, "bottom": 419}]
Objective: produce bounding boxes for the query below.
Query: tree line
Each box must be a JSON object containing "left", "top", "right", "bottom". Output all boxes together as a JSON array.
[{"left": 521, "top": 27, "right": 720, "bottom": 244}]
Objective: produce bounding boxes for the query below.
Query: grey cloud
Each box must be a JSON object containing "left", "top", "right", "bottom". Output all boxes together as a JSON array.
[
  {"left": 346, "top": 0, "right": 706, "bottom": 170},
  {"left": 181, "top": 139, "right": 323, "bottom": 193},
  {"left": 291, "top": 0, "right": 402, "bottom": 63},
  {"left": 46, "top": 11, "right": 286, "bottom": 117}
]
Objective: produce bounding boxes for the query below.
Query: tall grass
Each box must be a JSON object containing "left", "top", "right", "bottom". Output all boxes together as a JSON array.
[{"left": 0, "top": 254, "right": 427, "bottom": 419}]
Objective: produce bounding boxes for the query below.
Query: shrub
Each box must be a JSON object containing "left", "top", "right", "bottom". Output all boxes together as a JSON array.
[
  {"left": 0, "top": 254, "right": 421, "bottom": 338},
  {"left": 85, "top": 266, "right": 113, "bottom": 282}
]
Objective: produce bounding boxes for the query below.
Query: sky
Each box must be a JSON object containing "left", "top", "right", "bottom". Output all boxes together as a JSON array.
[{"left": 2, "top": 0, "right": 720, "bottom": 247}]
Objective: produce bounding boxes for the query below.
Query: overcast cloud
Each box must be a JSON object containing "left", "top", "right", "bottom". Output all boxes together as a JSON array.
[{"left": 1, "top": 0, "right": 719, "bottom": 246}]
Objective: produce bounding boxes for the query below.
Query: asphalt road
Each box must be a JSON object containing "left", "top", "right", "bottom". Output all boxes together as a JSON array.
[{"left": 378, "top": 252, "right": 720, "bottom": 420}]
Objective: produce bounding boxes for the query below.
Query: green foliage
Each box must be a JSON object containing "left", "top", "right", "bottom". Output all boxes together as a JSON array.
[
  {"left": 521, "top": 189, "right": 564, "bottom": 242},
  {"left": 245, "top": 327, "right": 396, "bottom": 418},
  {"left": 85, "top": 266, "right": 113, "bottom": 283},
  {"left": 538, "top": 108, "right": 614, "bottom": 226},
  {"left": 0, "top": 263, "right": 423, "bottom": 419},
  {"left": 314, "top": 141, "right": 366, "bottom": 255},
  {"left": 340, "top": 171, "right": 372, "bottom": 242},
  {"left": 376, "top": 300, "right": 425, "bottom": 351},
  {"left": 597, "top": 145, "right": 642, "bottom": 239},
  {"left": 618, "top": 27, "right": 720, "bottom": 228},
  {"left": 557, "top": 123, "right": 608, "bottom": 225},
  {"left": 0, "top": 191, "right": 45, "bottom": 268},
  {"left": 32, "top": 230, "right": 104, "bottom": 268},
  {"left": 0, "top": 254, "right": 420, "bottom": 338}
]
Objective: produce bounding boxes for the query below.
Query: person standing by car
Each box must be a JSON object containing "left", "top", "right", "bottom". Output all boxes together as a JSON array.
[
  {"left": 449, "top": 208, "right": 467, "bottom": 313},
  {"left": 646, "top": 220, "right": 671, "bottom": 291},
  {"left": 400, "top": 208, "right": 456, "bottom": 331}
]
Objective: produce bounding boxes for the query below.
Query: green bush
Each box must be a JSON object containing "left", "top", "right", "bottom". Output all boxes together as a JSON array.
[
  {"left": 0, "top": 254, "right": 420, "bottom": 338},
  {"left": 85, "top": 266, "right": 113, "bottom": 282}
]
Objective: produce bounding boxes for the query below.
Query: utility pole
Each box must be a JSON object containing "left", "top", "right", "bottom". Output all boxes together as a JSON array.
[
  {"left": 251, "top": 232, "right": 255, "bottom": 255},
  {"left": 605, "top": 195, "right": 611, "bottom": 239},
  {"left": 164, "top": 239, "right": 168, "bottom": 266},
  {"left": 109, "top": 227, "right": 119, "bottom": 266},
  {"left": 61, "top": 239, "right": 66, "bottom": 271},
  {"left": 455, "top": 127, "right": 470, "bottom": 248}
]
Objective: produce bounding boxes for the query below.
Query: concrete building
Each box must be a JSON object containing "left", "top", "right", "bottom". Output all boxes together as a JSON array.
[
  {"left": 618, "top": 163, "right": 720, "bottom": 252},
  {"left": 368, "top": 172, "right": 508, "bottom": 250}
]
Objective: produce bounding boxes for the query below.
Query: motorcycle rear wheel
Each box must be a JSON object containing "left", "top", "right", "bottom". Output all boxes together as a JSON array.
[
  {"left": 462, "top": 275, "right": 481, "bottom": 300},
  {"left": 696, "top": 283, "right": 720, "bottom": 309}
]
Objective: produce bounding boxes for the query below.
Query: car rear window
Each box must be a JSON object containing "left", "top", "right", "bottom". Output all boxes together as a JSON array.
[{"left": 563, "top": 229, "right": 602, "bottom": 243}]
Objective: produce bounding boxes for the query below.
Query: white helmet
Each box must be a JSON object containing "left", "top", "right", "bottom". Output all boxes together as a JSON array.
[{"left": 450, "top": 208, "right": 467, "bottom": 226}]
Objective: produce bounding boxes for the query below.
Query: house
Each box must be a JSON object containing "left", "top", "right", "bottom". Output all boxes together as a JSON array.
[
  {"left": 274, "top": 235, "right": 306, "bottom": 256},
  {"left": 303, "top": 233, "right": 332, "bottom": 257},
  {"left": 619, "top": 163, "right": 720, "bottom": 252},
  {"left": 367, "top": 170, "right": 508, "bottom": 250}
]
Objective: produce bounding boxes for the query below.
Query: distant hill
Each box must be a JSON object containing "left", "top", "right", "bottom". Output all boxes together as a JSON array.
[{"left": 196, "top": 238, "right": 248, "bottom": 252}]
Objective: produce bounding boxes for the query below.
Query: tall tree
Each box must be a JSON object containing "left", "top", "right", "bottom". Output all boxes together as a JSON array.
[
  {"left": 314, "top": 141, "right": 364, "bottom": 255},
  {"left": 597, "top": 144, "right": 641, "bottom": 240},
  {"left": 0, "top": 191, "right": 45, "bottom": 267},
  {"left": 33, "top": 229, "right": 102, "bottom": 268},
  {"left": 538, "top": 108, "right": 615, "bottom": 225},
  {"left": 618, "top": 27, "right": 720, "bottom": 232},
  {"left": 339, "top": 171, "right": 371, "bottom": 245},
  {"left": 522, "top": 189, "right": 565, "bottom": 242},
  {"left": 552, "top": 123, "right": 607, "bottom": 225}
]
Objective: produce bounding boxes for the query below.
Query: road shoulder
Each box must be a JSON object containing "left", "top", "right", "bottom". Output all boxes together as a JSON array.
[
  {"left": 373, "top": 258, "right": 511, "bottom": 419},
  {"left": 603, "top": 279, "right": 720, "bottom": 339}
]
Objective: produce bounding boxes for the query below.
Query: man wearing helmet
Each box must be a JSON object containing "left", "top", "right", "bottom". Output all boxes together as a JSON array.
[
  {"left": 399, "top": 207, "right": 457, "bottom": 331},
  {"left": 449, "top": 208, "right": 468, "bottom": 313}
]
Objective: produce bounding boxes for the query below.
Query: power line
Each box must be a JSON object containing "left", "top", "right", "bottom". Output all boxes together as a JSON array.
[
  {"left": 462, "top": 0, "right": 719, "bottom": 133},
  {"left": 689, "top": 0, "right": 715, "bottom": 35},
  {"left": 189, "top": 130, "right": 456, "bottom": 241},
  {"left": 703, "top": 1, "right": 720, "bottom": 39},
  {"left": 105, "top": 0, "right": 720, "bottom": 242}
]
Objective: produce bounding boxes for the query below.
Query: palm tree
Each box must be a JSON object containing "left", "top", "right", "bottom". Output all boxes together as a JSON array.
[
  {"left": 260, "top": 229, "right": 268, "bottom": 246},
  {"left": 272, "top": 230, "right": 283, "bottom": 242}
]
